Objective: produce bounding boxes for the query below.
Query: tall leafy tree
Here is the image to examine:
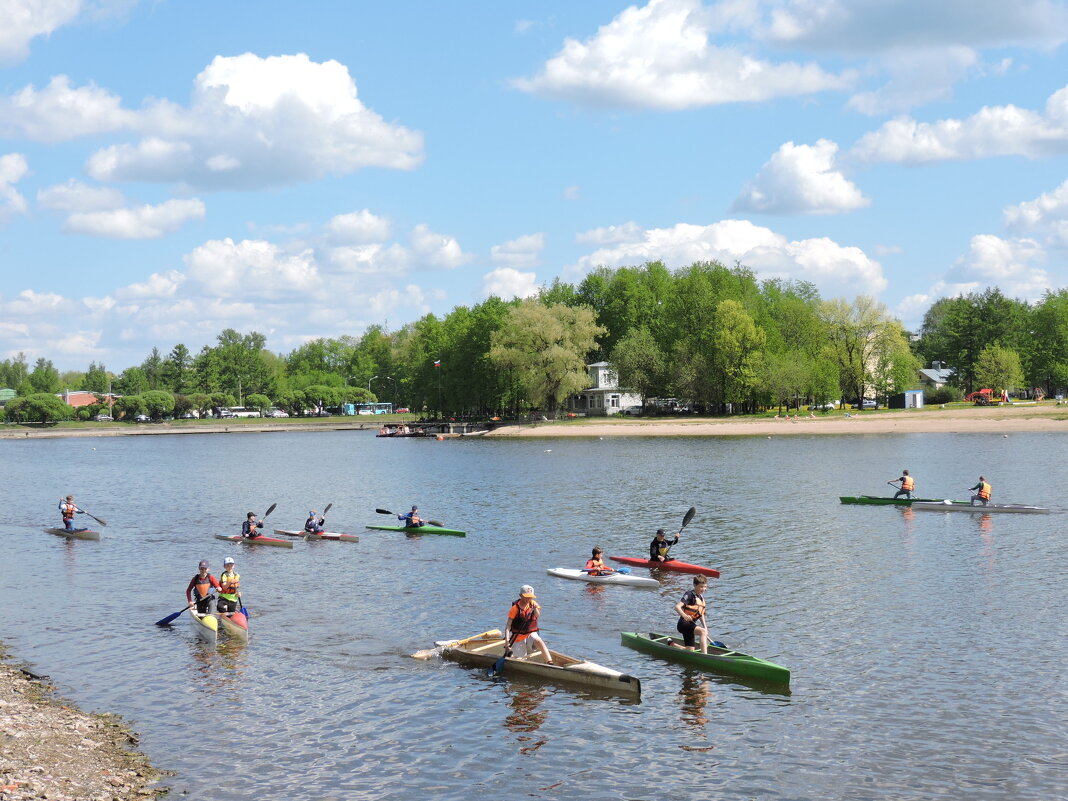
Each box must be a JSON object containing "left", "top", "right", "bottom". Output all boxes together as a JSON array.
[
  {"left": 0, "top": 353, "right": 29, "bottom": 390},
  {"left": 116, "top": 367, "right": 149, "bottom": 396},
  {"left": 711, "top": 299, "right": 766, "bottom": 411},
  {"left": 141, "top": 347, "right": 164, "bottom": 390},
  {"left": 974, "top": 345, "right": 1025, "bottom": 394},
  {"left": 27, "top": 358, "right": 61, "bottom": 394},
  {"left": 1030, "top": 289, "right": 1068, "bottom": 393},
  {"left": 84, "top": 361, "right": 110, "bottom": 393},
  {"left": 609, "top": 326, "right": 664, "bottom": 406},
  {"left": 489, "top": 300, "right": 605, "bottom": 416},
  {"left": 162, "top": 344, "right": 192, "bottom": 393},
  {"left": 4, "top": 392, "right": 72, "bottom": 423}
]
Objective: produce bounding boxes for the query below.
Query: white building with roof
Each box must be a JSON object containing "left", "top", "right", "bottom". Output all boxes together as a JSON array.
[
  {"left": 564, "top": 362, "right": 642, "bottom": 416},
  {"left": 917, "top": 361, "right": 955, "bottom": 390}
]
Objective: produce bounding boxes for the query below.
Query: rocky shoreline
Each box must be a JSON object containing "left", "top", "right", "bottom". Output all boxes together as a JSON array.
[{"left": 0, "top": 646, "right": 164, "bottom": 800}]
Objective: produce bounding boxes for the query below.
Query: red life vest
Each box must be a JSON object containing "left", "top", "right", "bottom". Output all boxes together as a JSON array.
[
  {"left": 193, "top": 573, "right": 215, "bottom": 600},
  {"left": 61, "top": 503, "right": 76, "bottom": 521},
  {"left": 901, "top": 476, "right": 914, "bottom": 491},
  {"left": 509, "top": 600, "right": 540, "bottom": 635}
]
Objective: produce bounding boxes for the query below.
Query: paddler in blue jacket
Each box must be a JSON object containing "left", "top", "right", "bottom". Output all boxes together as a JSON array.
[
  {"left": 305, "top": 510, "right": 325, "bottom": 534},
  {"left": 241, "top": 512, "right": 264, "bottom": 539},
  {"left": 649, "top": 528, "right": 679, "bottom": 562},
  {"left": 398, "top": 505, "right": 425, "bottom": 528}
]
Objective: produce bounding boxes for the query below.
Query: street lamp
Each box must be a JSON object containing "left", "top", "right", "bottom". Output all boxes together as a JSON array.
[{"left": 368, "top": 375, "right": 378, "bottom": 398}]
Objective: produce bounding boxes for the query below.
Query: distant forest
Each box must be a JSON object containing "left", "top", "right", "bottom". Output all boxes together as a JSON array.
[{"left": 3, "top": 260, "right": 1066, "bottom": 422}]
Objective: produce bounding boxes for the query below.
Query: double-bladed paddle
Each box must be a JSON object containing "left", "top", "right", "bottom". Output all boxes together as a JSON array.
[
  {"left": 662, "top": 506, "right": 696, "bottom": 560},
  {"left": 375, "top": 508, "right": 446, "bottom": 527},
  {"left": 155, "top": 595, "right": 215, "bottom": 626},
  {"left": 582, "top": 566, "right": 631, "bottom": 574}
]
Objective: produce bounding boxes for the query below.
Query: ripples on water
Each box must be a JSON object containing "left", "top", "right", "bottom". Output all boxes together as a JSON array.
[{"left": 0, "top": 431, "right": 1065, "bottom": 800}]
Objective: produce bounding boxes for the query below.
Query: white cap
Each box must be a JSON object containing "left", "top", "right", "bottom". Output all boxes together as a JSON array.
[
  {"left": 519, "top": 585, "right": 536, "bottom": 598},
  {"left": 223, "top": 556, "right": 235, "bottom": 565}
]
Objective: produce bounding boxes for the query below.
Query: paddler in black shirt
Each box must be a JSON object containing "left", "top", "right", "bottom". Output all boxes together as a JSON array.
[
  {"left": 242, "top": 512, "right": 264, "bottom": 539},
  {"left": 649, "top": 528, "right": 679, "bottom": 562}
]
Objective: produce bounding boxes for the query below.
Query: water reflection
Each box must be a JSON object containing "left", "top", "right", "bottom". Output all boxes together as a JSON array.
[
  {"left": 678, "top": 671, "right": 712, "bottom": 730},
  {"left": 502, "top": 684, "right": 550, "bottom": 755}
]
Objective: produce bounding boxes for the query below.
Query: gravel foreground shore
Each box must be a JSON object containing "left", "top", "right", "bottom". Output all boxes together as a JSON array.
[{"left": 0, "top": 647, "right": 163, "bottom": 801}]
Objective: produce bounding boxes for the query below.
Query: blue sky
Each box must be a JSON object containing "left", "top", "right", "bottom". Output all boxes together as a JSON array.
[{"left": 2, "top": 0, "right": 1068, "bottom": 369}]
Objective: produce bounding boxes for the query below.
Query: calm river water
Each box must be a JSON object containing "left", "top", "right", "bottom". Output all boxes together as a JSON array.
[{"left": 0, "top": 430, "right": 1065, "bottom": 800}]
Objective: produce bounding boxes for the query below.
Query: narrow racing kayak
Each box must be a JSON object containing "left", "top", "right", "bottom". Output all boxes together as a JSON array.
[
  {"left": 439, "top": 634, "right": 640, "bottom": 697},
  {"left": 546, "top": 567, "right": 659, "bottom": 588},
  {"left": 621, "top": 631, "right": 790, "bottom": 684},
  {"left": 365, "top": 523, "right": 466, "bottom": 537},
  {"left": 42, "top": 527, "right": 100, "bottom": 541},
  {"left": 214, "top": 534, "right": 294, "bottom": 548},
  {"left": 609, "top": 556, "right": 720, "bottom": 578},
  {"left": 839, "top": 495, "right": 968, "bottom": 506},
  {"left": 217, "top": 611, "right": 249, "bottom": 642},
  {"left": 273, "top": 528, "right": 360, "bottom": 543},
  {"left": 189, "top": 611, "right": 218, "bottom": 645},
  {"left": 911, "top": 501, "right": 1050, "bottom": 514}
]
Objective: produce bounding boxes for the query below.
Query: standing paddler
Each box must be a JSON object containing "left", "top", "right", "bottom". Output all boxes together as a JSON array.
[
  {"left": 504, "top": 585, "right": 553, "bottom": 664},
  {"left": 673, "top": 576, "right": 710, "bottom": 653},
  {"left": 58, "top": 495, "right": 87, "bottom": 532},
  {"left": 888, "top": 469, "right": 915, "bottom": 499}
]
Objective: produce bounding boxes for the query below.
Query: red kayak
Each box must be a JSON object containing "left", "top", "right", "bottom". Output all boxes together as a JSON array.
[{"left": 609, "top": 556, "right": 720, "bottom": 578}]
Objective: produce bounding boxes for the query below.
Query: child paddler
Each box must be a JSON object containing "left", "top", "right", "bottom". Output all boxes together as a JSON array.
[
  {"left": 504, "top": 585, "right": 553, "bottom": 664},
  {"left": 217, "top": 557, "right": 240, "bottom": 615},
  {"left": 186, "top": 560, "right": 221, "bottom": 615},
  {"left": 242, "top": 512, "right": 264, "bottom": 539},
  {"left": 649, "top": 528, "right": 679, "bottom": 562},
  {"left": 673, "top": 576, "right": 710, "bottom": 653},
  {"left": 58, "top": 495, "right": 86, "bottom": 532},
  {"left": 584, "top": 547, "right": 615, "bottom": 576},
  {"left": 305, "top": 510, "right": 325, "bottom": 534}
]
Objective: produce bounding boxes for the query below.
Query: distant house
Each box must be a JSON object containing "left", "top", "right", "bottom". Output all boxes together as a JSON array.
[
  {"left": 918, "top": 361, "right": 955, "bottom": 390},
  {"left": 57, "top": 389, "right": 119, "bottom": 409},
  {"left": 564, "top": 362, "right": 642, "bottom": 416},
  {"left": 0, "top": 388, "right": 15, "bottom": 406}
]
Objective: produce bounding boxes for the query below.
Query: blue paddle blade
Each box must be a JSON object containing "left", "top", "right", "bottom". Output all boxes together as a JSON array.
[
  {"left": 240, "top": 606, "right": 248, "bottom": 617},
  {"left": 616, "top": 567, "right": 631, "bottom": 574},
  {"left": 712, "top": 640, "right": 726, "bottom": 648},
  {"left": 155, "top": 608, "right": 185, "bottom": 626},
  {"left": 487, "top": 655, "right": 506, "bottom": 676}
]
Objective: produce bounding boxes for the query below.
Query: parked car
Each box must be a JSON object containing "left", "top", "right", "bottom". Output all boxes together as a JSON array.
[
  {"left": 218, "top": 409, "right": 236, "bottom": 418},
  {"left": 134, "top": 414, "right": 150, "bottom": 423},
  {"left": 395, "top": 407, "right": 410, "bottom": 414},
  {"left": 93, "top": 413, "right": 113, "bottom": 422},
  {"left": 808, "top": 403, "right": 836, "bottom": 410},
  {"left": 860, "top": 399, "right": 878, "bottom": 409},
  {"left": 622, "top": 405, "right": 643, "bottom": 416},
  {"left": 266, "top": 409, "right": 289, "bottom": 418},
  {"left": 179, "top": 412, "right": 196, "bottom": 419}
]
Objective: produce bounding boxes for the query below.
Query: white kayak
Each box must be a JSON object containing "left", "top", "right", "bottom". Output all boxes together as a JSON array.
[
  {"left": 546, "top": 567, "right": 659, "bottom": 588},
  {"left": 189, "top": 611, "right": 218, "bottom": 645},
  {"left": 911, "top": 501, "right": 1050, "bottom": 514}
]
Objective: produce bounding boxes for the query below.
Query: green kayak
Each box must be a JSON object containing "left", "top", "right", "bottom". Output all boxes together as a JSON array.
[
  {"left": 839, "top": 495, "right": 969, "bottom": 506},
  {"left": 365, "top": 523, "right": 466, "bottom": 537},
  {"left": 621, "top": 631, "right": 790, "bottom": 684}
]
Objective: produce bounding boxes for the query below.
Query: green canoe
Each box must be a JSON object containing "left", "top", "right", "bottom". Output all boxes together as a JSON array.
[
  {"left": 621, "top": 631, "right": 790, "bottom": 684},
  {"left": 839, "top": 495, "right": 969, "bottom": 506},
  {"left": 365, "top": 523, "right": 466, "bottom": 537}
]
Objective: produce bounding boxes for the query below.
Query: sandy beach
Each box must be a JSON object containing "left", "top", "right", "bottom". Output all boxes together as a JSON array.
[{"left": 484, "top": 404, "right": 1068, "bottom": 437}]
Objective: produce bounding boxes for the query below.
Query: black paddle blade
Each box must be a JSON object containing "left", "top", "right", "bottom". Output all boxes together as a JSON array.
[
  {"left": 680, "top": 506, "right": 696, "bottom": 530},
  {"left": 427, "top": 519, "right": 445, "bottom": 527},
  {"left": 375, "top": 508, "right": 393, "bottom": 515},
  {"left": 263, "top": 502, "right": 277, "bottom": 520},
  {"left": 323, "top": 503, "right": 333, "bottom": 516}
]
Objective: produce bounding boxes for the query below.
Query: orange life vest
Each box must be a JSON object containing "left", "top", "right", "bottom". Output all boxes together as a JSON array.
[
  {"left": 585, "top": 557, "right": 608, "bottom": 574},
  {"left": 682, "top": 595, "right": 706, "bottom": 622},
  {"left": 193, "top": 573, "right": 215, "bottom": 600},
  {"left": 219, "top": 570, "right": 240, "bottom": 599},
  {"left": 61, "top": 502, "right": 76, "bottom": 521},
  {"left": 978, "top": 482, "right": 991, "bottom": 500},
  {"left": 509, "top": 600, "right": 540, "bottom": 635},
  {"left": 901, "top": 476, "right": 914, "bottom": 491}
]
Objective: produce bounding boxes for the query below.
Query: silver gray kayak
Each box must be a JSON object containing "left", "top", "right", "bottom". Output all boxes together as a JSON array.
[{"left": 911, "top": 501, "right": 1050, "bottom": 514}]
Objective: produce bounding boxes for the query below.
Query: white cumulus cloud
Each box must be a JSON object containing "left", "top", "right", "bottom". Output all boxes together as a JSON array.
[
  {"left": 482, "top": 267, "right": 540, "bottom": 300},
  {"left": 0, "top": 153, "right": 29, "bottom": 220},
  {"left": 733, "top": 139, "right": 869, "bottom": 214},
  {"left": 409, "top": 223, "right": 471, "bottom": 269},
  {"left": 0, "top": 0, "right": 82, "bottom": 63},
  {"left": 1004, "top": 179, "right": 1068, "bottom": 247},
  {"left": 114, "top": 270, "right": 186, "bottom": 300},
  {"left": 514, "top": 0, "right": 852, "bottom": 109},
  {"left": 38, "top": 179, "right": 125, "bottom": 212},
  {"left": 945, "top": 234, "right": 1051, "bottom": 299},
  {"left": 183, "top": 237, "right": 319, "bottom": 297},
  {"left": 576, "top": 222, "right": 644, "bottom": 245},
  {"left": 325, "top": 209, "right": 392, "bottom": 243},
  {"left": 852, "top": 83, "right": 1068, "bottom": 163},
  {"left": 490, "top": 233, "right": 545, "bottom": 269},
  {"left": 65, "top": 198, "right": 205, "bottom": 238},
  {"left": 572, "top": 217, "right": 886, "bottom": 297}
]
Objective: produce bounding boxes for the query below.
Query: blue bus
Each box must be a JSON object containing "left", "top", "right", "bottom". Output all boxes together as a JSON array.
[{"left": 354, "top": 402, "right": 393, "bottom": 415}]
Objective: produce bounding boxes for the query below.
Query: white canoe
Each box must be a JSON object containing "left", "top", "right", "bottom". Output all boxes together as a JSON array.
[
  {"left": 189, "top": 611, "right": 218, "bottom": 645},
  {"left": 911, "top": 501, "right": 1050, "bottom": 514},
  {"left": 273, "top": 528, "right": 359, "bottom": 543},
  {"left": 439, "top": 635, "right": 640, "bottom": 697},
  {"left": 546, "top": 567, "right": 659, "bottom": 588}
]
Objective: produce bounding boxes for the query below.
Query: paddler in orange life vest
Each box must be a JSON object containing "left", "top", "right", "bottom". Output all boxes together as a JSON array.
[
  {"left": 889, "top": 469, "right": 915, "bottom": 499},
  {"left": 504, "top": 585, "right": 553, "bottom": 664},
  {"left": 649, "top": 528, "right": 679, "bottom": 562},
  {"left": 217, "top": 557, "right": 240, "bottom": 615},
  {"left": 241, "top": 512, "right": 264, "bottom": 539},
  {"left": 674, "top": 575, "right": 710, "bottom": 653},
  {"left": 969, "top": 476, "right": 993, "bottom": 507},
  {"left": 584, "top": 547, "right": 615, "bottom": 576},
  {"left": 186, "top": 560, "right": 221, "bottom": 615},
  {"left": 57, "top": 495, "right": 85, "bottom": 532}
]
